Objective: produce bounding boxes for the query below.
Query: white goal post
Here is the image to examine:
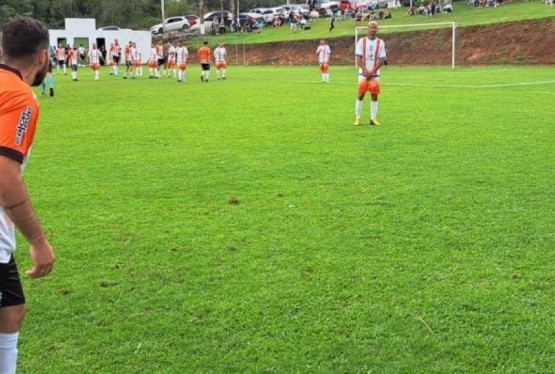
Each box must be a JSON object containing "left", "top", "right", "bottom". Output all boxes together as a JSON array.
[{"left": 355, "top": 22, "right": 458, "bottom": 69}]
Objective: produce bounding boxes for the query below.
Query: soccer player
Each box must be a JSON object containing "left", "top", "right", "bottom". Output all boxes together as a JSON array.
[
  {"left": 67, "top": 45, "right": 79, "bottom": 81},
  {"left": 198, "top": 41, "right": 211, "bottom": 82},
  {"left": 148, "top": 43, "right": 159, "bottom": 78},
  {"left": 213, "top": 42, "right": 227, "bottom": 80},
  {"left": 89, "top": 43, "right": 105, "bottom": 80},
  {"left": 110, "top": 39, "right": 121, "bottom": 76},
  {"left": 155, "top": 42, "right": 165, "bottom": 78},
  {"left": 316, "top": 39, "right": 331, "bottom": 83},
  {"left": 123, "top": 41, "right": 133, "bottom": 79},
  {"left": 132, "top": 42, "right": 143, "bottom": 77},
  {"left": 166, "top": 43, "right": 176, "bottom": 78},
  {"left": 354, "top": 21, "right": 387, "bottom": 126},
  {"left": 54, "top": 44, "right": 66, "bottom": 75},
  {"left": 175, "top": 41, "right": 189, "bottom": 83},
  {"left": 40, "top": 62, "right": 55, "bottom": 97},
  {"left": 77, "top": 44, "right": 86, "bottom": 66},
  {"left": 0, "top": 16, "right": 56, "bottom": 374}
]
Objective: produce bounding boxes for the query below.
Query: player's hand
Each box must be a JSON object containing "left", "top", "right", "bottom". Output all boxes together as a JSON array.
[{"left": 25, "top": 240, "right": 55, "bottom": 278}]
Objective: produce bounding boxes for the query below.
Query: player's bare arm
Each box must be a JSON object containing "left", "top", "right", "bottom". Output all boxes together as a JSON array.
[{"left": 0, "top": 156, "right": 55, "bottom": 278}]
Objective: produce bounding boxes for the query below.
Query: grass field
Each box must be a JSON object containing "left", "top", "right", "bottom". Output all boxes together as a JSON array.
[{"left": 16, "top": 64, "right": 555, "bottom": 373}]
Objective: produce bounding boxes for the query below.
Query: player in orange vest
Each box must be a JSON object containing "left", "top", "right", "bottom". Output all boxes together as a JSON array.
[{"left": 197, "top": 41, "right": 211, "bottom": 82}]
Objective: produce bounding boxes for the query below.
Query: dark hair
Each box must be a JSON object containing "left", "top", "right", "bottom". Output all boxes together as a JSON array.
[{"left": 1, "top": 17, "right": 49, "bottom": 59}]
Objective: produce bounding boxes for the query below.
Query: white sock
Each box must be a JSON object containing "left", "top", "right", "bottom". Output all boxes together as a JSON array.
[
  {"left": 355, "top": 99, "right": 363, "bottom": 118},
  {"left": 326, "top": 73, "right": 330, "bottom": 82},
  {"left": 205, "top": 71, "right": 209, "bottom": 81},
  {"left": 95, "top": 71, "right": 99, "bottom": 80},
  {"left": 71, "top": 71, "right": 77, "bottom": 80},
  {"left": 222, "top": 69, "right": 226, "bottom": 78},
  {"left": 0, "top": 332, "right": 19, "bottom": 374},
  {"left": 371, "top": 100, "right": 379, "bottom": 120}
]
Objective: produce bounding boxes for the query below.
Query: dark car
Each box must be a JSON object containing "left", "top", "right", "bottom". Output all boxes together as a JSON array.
[{"left": 203, "top": 10, "right": 233, "bottom": 26}]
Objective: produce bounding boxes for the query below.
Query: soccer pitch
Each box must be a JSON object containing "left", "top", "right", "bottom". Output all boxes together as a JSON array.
[{"left": 19, "top": 65, "right": 555, "bottom": 372}]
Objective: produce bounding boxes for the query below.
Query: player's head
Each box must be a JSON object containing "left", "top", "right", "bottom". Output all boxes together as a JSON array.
[
  {"left": 320, "top": 39, "right": 326, "bottom": 45},
  {"left": 368, "top": 21, "right": 378, "bottom": 36},
  {"left": 203, "top": 41, "right": 209, "bottom": 46},
  {"left": 219, "top": 42, "right": 224, "bottom": 47},
  {"left": 1, "top": 16, "right": 50, "bottom": 86}
]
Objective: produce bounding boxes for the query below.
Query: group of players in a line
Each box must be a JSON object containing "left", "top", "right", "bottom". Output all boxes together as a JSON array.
[{"left": 50, "top": 39, "right": 228, "bottom": 82}]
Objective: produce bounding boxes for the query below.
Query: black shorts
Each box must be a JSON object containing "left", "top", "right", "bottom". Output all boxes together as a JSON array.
[
  {"left": 0, "top": 256, "right": 25, "bottom": 308},
  {"left": 57, "top": 59, "right": 65, "bottom": 66},
  {"left": 158, "top": 58, "right": 166, "bottom": 66},
  {"left": 113, "top": 55, "right": 121, "bottom": 64},
  {"left": 201, "top": 63, "right": 210, "bottom": 71}
]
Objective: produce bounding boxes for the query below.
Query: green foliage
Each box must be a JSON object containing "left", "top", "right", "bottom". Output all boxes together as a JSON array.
[{"left": 16, "top": 64, "right": 555, "bottom": 372}]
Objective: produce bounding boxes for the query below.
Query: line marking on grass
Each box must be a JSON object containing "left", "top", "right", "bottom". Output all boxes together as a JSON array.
[{"left": 387, "top": 80, "right": 555, "bottom": 89}]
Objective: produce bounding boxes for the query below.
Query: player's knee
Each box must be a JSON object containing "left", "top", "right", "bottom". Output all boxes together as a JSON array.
[{"left": 0, "top": 304, "right": 26, "bottom": 333}]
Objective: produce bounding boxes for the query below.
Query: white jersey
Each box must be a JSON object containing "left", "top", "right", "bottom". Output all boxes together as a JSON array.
[
  {"left": 130, "top": 47, "right": 138, "bottom": 62},
  {"left": 355, "top": 36, "right": 386, "bottom": 78},
  {"left": 68, "top": 50, "right": 78, "bottom": 65},
  {"left": 168, "top": 46, "right": 176, "bottom": 62},
  {"left": 89, "top": 48, "right": 102, "bottom": 64},
  {"left": 175, "top": 47, "right": 188, "bottom": 64},
  {"left": 316, "top": 44, "right": 331, "bottom": 64},
  {"left": 214, "top": 47, "right": 227, "bottom": 63}
]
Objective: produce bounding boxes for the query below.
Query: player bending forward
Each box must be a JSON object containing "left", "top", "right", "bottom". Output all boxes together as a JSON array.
[{"left": 354, "top": 21, "right": 387, "bottom": 126}]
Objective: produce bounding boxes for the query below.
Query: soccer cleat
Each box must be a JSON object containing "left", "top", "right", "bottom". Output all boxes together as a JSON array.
[
  {"left": 49, "top": 88, "right": 54, "bottom": 97},
  {"left": 354, "top": 118, "right": 361, "bottom": 126},
  {"left": 200, "top": 75, "right": 204, "bottom": 82},
  {"left": 370, "top": 118, "right": 381, "bottom": 126}
]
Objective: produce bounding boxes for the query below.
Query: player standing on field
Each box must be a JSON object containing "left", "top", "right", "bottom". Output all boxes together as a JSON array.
[
  {"left": 175, "top": 41, "right": 189, "bottom": 83},
  {"left": 0, "top": 16, "right": 56, "bottom": 374},
  {"left": 166, "top": 43, "right": 176, "bottom": 78},
  {"left": 354, "top": 21, "right": 387, "bottom": 126},
  {"left": 54, "top": 44, "right": 66, "bottom": 75},
  {"left": 213, "top": 42, "right": 227, "bottom": 80},
  {"left": 88, "top": 43, "right": 105, "bottom": 81},
  {"left": 198, "top": 41, "right": 211, "bottom": 83},
  {"left": 67, "top": 45, "right": 79, "bottom": 81},
  {"left": 316, "top": 39, "right": 331, "bottom": 83}
]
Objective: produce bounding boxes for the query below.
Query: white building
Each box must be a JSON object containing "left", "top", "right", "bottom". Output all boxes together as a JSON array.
[{"left": 49, "top": 18, "right": 151, "bottom": 63}]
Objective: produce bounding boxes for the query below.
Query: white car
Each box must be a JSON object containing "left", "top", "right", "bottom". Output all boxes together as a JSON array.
[
  {"left": 249, "top": 8, "right": 285, "bottom": 24},
  {"left": 150, "top": 16, "right": 190, "bottom": 34}
]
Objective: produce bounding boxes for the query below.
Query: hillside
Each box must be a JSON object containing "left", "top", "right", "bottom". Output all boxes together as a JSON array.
[{"left": 241, "top": 17, "right": 555, "bottom": 66}]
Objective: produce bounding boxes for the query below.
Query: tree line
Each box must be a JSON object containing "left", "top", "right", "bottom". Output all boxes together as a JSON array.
[{"left": 0, "top": 0, "right": 293, "bottom": 30}]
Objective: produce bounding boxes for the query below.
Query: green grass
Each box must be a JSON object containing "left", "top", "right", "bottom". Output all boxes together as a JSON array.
[
  {"left": 190, "top": 1, "right": 555, "bottom": 44},
  {"left": 15, "top": 65, "right": 555, "bottom": 373}
]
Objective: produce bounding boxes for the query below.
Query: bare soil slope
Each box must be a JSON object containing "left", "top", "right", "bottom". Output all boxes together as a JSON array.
[{"left": 215, "top": 18, "right": 555, "bottom": 66}]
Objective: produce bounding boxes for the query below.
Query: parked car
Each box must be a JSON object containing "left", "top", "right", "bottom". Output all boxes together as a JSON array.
[
  {"left": 184, "top": 15, "right": 201, "bottom": 29},
  {"left": 317, "top": 1, "right": 339, "bottom": 15},
  {"left": 249, "top": 8, "right": 285, "bottom": 24},
  {"left": 203, "top": 10, "right": 233, "bottom": 26},
  {"left": 339, "top": 0, "right": 351, "bottom": 12},
  {"left": 150, "top": 16, "right": 190, "bottom": 34},
  {"left": 97, "top": 25, "right": 126, "bottom": 31}
]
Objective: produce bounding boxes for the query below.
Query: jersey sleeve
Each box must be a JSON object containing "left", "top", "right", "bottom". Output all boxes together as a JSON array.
[
  {"left": 0, "top": 90, "right": 39, "bottom": 164},
  {"left": 378, "top": 41, "right": 387, "bottom": 60},
  {"left": 355, "top": 38, "right": 363, "bottom": 57}
]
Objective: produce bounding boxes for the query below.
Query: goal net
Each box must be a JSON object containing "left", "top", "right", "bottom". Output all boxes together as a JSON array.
[{"left": 355, "top": 22, "right": 458, "bottom": 68}]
